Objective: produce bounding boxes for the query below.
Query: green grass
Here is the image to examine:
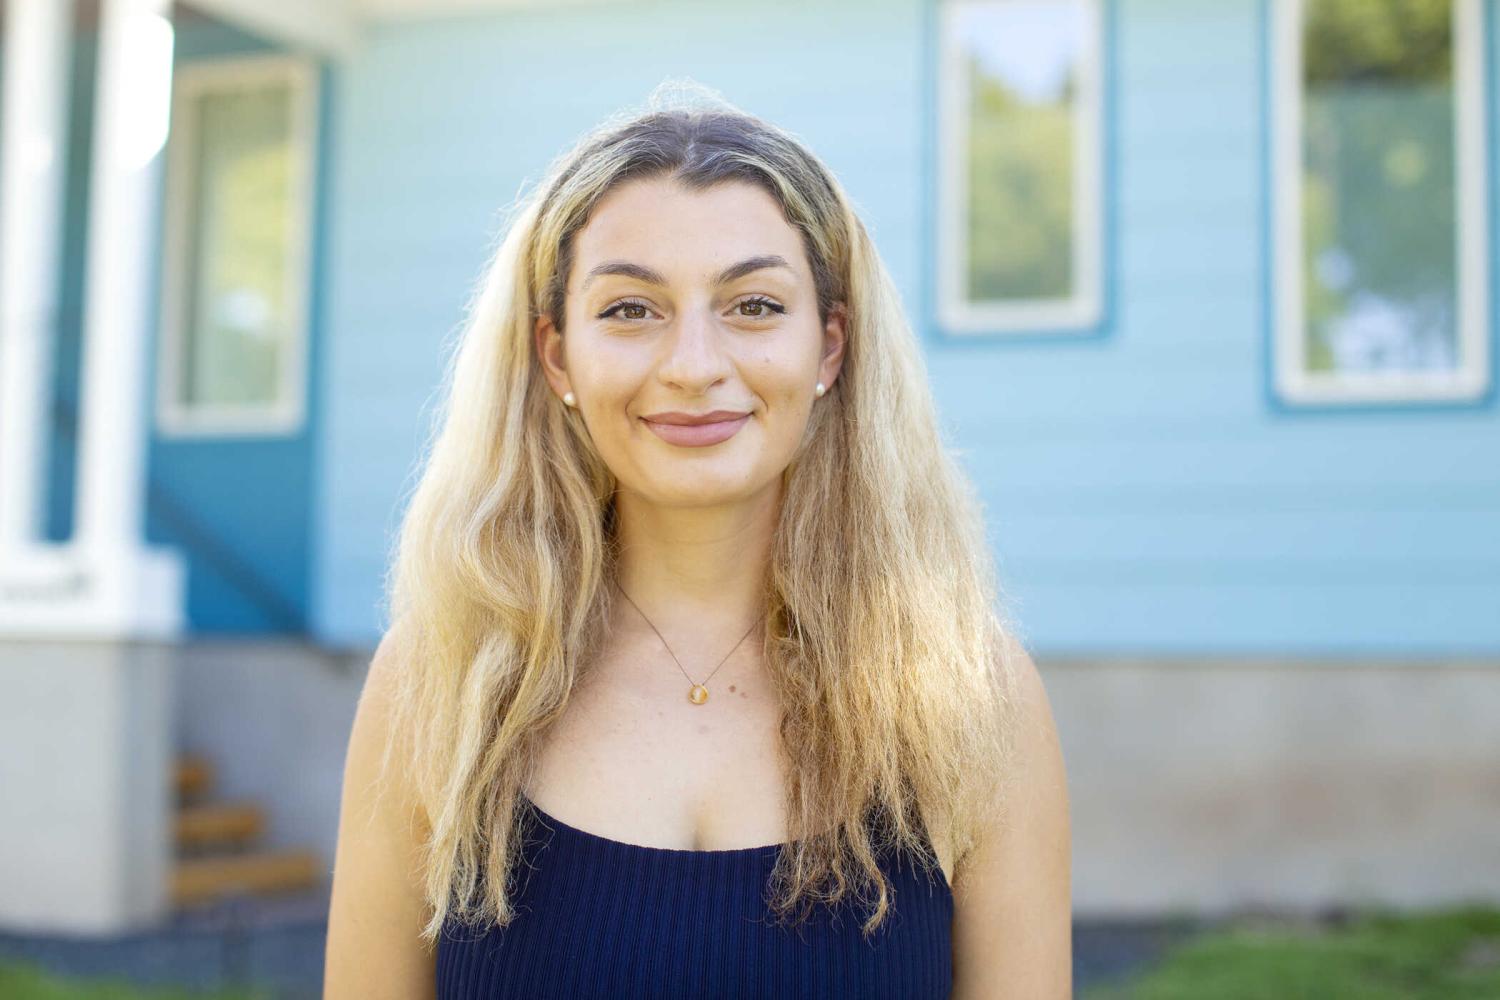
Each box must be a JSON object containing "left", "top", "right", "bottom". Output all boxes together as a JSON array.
[
  {"left": 1082, "top": 905, "right": 1500, "bottom": 1000},
  {"left": 0, "top": 958, "right": 273, "bottom": 1000}
]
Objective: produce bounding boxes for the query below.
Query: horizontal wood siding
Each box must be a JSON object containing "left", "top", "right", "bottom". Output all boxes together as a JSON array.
[{"left": 314, "top": 0, "right": 1500, "bottom": 653}]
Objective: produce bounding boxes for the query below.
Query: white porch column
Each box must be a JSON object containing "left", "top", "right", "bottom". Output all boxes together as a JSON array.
[
  {"left": 0, "top": 0, "right": 71, "bottom": 548},
  {"left": 0, "top": 0, "right": 185, "bottom": 638},
  {"left": 73, "top": 0, "right": 175, "bottom": 556},
  {"left": 0, "top": 0, "right": 184, "bottom": 936}
]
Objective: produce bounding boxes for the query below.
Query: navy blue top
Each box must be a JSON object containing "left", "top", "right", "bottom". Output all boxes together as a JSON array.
[{"left": 435, "top": 793, "right": 954, "bottom": 998}]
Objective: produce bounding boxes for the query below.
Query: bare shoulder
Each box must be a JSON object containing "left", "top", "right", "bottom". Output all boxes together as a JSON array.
[
  {"left": 324, "top": 621, "right": 438, "bottom": 1000},
  {"left": 950, "top": 634, "right": 1072, "bottom": 999}
]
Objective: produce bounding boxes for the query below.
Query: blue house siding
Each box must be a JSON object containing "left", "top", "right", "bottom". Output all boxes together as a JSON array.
[
  {"left": 42, "top": 23, "right": 96, "bottom": 549},
  {"left": 138, "top": 18, "right": 324, "bottom": 633},
  {"left": 312, "top": 0, "right": 1500, "bottom": 654},
  {"left": 926, "top": 0, "right": 1500, "bottom": 656}
]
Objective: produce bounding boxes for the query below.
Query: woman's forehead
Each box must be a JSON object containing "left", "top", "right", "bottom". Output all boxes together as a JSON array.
[{"left": 572, "top": 179, "right": 805, "bottom": 288}]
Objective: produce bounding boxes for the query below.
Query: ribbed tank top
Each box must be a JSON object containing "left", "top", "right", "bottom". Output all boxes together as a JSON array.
[{"left": 435, "top": 793, "right": 954, "bottom": 998}]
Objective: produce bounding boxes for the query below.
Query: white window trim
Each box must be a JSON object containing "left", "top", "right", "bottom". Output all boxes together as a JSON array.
[
  {"left": 936, "top": 0, "right": 1104, "bottom": 336},
  {"left": 1272, "top": 0, "right": 1490, "bottom": 404},
  {"left": 156, "top": 52, "right": 318, "bottom": 439}
]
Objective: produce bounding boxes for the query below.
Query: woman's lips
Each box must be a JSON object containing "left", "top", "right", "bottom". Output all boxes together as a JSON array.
[{"left": 641, "top": 414, "right": 750, "bottom": 447}]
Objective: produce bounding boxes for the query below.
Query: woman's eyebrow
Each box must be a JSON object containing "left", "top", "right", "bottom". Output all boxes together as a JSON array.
[{"left": 580, "top": 254, "right": 792, "bottom": 293}]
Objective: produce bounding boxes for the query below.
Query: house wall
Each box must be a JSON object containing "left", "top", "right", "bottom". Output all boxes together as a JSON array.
[
  {"left": 180, "top": 0, "right": 1500, "bottom": 919},
  {"left": 139, "top": 16, "right": 327, "bottom": 634},
  {"left": 8, "top": 9, "right": 324, "bottom": 633},
  {"left": 23, "top": 0, "right": 1500, "bottom": 921},
  {"left": 312, "top": 0, "right": 1500, "bottom": 655},
  {"left": 926, "top": 0, "right": 1500, "bottom": 656}
]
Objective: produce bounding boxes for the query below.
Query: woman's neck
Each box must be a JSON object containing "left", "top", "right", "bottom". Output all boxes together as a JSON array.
[{"left": 610, "top": 487, "right": 778, "bottom": 637}]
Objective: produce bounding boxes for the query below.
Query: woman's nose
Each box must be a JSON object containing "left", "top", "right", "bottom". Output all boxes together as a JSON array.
[{"left": 656, "top": 309, "right": 732, "bottom": 390}]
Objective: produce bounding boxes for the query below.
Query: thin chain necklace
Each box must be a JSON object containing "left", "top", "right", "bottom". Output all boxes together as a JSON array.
[{"left": 613, "top": 580, "right": 764, "bottom": 705}]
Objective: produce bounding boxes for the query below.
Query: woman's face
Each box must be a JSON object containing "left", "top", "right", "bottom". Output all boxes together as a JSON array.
[{"left": 535, "top": 175, "right": 846, "bottom": 509}]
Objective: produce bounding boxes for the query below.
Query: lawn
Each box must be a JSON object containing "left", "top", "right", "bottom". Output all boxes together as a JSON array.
[
  {"left": 0, "top": 960, "right": 270, "bottom": 1000},
  {"left": 1082, "top": 904, "right": 1500, "bottom": 999}
]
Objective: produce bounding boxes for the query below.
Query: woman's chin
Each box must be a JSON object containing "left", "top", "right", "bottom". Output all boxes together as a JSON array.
[{"left": 633, "top": 470, "right": 773, "bottom": 509}]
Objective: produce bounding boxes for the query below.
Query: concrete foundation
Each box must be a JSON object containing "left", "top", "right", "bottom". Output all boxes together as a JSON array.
[
  {"left": 1047, "top": 655, "right": 1500, "bottom": 917},
  {"left": 0, "top": 639, "right": 175, "bottom": 933}
]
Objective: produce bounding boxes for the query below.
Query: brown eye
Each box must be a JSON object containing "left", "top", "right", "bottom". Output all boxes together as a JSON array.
[
  {"left": 737, "top": 296, "right": 786, "bottom": 319},
  {"left": 598, "top": 299, "right": 652, "bottom": 321}
]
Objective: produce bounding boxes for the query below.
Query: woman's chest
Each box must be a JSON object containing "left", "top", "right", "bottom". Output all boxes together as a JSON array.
[
  {"left": 528, "top": 667, "right": 794, "bottom": 851},
  {"left": 528, "top": 665, "right": 956, "bottom": 887}
]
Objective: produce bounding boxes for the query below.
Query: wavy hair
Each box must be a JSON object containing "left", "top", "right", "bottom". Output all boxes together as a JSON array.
[{"left": 377, "top": 80, "right": 1025, "bottom": 941}]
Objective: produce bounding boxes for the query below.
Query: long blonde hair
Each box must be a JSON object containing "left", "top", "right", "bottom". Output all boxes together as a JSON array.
[{"left": 378, "top": 80, "right": 1025, "bottom": 941}]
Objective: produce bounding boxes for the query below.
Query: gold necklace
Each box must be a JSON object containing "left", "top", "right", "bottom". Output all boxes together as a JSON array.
[{"left": 614, "top": 581, "right": 764, "bottom": 705}]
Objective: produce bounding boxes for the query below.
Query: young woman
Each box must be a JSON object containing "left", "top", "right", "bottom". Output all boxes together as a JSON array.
[{"left": 324, "top": 84, "right": 1071, "bottom": 999}]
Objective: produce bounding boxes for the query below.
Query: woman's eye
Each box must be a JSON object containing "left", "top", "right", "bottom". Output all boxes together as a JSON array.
[
  {"left": 598, "top": 299, "right": 652, "bottom": 321},
  {"left": 737, "top": 296, "right": 786, "bottom": 319}
]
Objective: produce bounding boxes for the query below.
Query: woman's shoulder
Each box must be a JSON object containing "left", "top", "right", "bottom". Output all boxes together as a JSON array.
[
  {"left": 325, "top": 619, "right": 438, "bottom": 998},
  {"left": 949, "top": 637, "right": 1071, "bottom": 995}
]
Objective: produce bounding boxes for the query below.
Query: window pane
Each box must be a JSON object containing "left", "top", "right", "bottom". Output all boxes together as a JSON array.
[
  {"left": 180, "top": 78, "right": 295, "bottom": 407},
  {"left": 1300, "top": 0, "right": 1458, "bottom": 374},
  {"left": 955, "top": 0, "right": 1087, "bottom": 301}
]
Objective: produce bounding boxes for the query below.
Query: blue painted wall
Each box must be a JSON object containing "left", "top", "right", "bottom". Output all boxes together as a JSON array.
[
  {"left": 923, "top": 0, "right": 1499, "bottom": 656},
  {"left": 304, "top": 0, "right": 1499, "bottom": 654},
  {"left": 140, "top": 17, "right": 328, "bottom": 634},
  {"left": 42, "top": 21, "right": 94, "bottom": 550},
  {"left": 143, "top": 17, "right": 325, "bottom": 634},
  {"left": 33, "top": 11, "right": 323, "bottom": 632}
]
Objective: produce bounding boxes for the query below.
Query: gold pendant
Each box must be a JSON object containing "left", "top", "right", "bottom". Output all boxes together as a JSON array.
[{"left": 688, "top": 685, "right": 709, "bottom": 705}]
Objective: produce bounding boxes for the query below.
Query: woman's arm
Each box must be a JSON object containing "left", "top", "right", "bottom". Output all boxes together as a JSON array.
[
  {"left": 950, "top": 638, "right": 1073, "bottom": 998},
  {"left": 324, "top": 626, "right": 438, "bottom": 999}
]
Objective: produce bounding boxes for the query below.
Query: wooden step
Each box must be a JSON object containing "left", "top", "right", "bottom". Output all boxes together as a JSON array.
[
  {"left": 175, "top": 754, "right": 214, "bottom": 802},
  {"left": 171, "top": 850, "right": 325, "bottom": 907},
  {"left": 175, "top": 802, "right": 265, "bottom": 849}
]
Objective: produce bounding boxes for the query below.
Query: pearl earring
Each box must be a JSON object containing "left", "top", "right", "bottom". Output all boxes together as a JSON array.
[
  {"left": 814, "top": 382, "right": 826, "bottom": 398},
  {"left": 563, "top": 391, "right": 576, "bottom": 407}
]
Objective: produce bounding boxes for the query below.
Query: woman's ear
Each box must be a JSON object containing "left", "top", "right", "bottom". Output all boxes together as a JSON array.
[
  {"left": 820, "top": 301, "right": 848, "bottom": 390},
  {"left": 534, "top": 313, "right": 572, "bottom": 400}
]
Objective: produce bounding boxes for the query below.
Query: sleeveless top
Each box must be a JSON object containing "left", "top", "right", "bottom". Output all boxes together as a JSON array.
[{"left": 435, "top": 793, "right": 954, "bottom": 998}]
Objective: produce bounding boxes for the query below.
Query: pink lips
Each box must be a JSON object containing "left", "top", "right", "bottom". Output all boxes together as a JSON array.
[{"left": 640, "top": 411, "right": 751, "bottom": 447}]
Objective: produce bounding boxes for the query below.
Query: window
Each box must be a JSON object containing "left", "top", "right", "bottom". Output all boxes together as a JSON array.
[
  {"left": 936, "top": 0, "right": 1104, "bottom": 335},
  {"left": 157, "top": 53, "right": 318, "bottom": 436},
  {"left": 1272, "top": 0, "right": 1489, "bottom": 404}
]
